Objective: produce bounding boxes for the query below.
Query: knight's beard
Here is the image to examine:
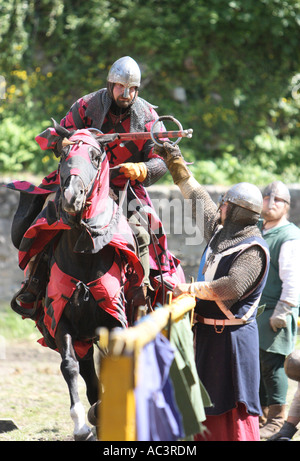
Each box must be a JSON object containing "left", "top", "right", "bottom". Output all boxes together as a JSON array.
[
  {"left": 115, "top": 90, "right": 137, "bottom": 109},
  {"left": 115, "top": 97, "right": 132, "bottom": 109},
  {"left": 261, "top": 209, "right": 279, "bottom": 222}
]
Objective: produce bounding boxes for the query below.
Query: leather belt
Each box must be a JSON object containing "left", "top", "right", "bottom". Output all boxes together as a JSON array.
[{"left": 194, "top": 314, "right": 249, "bottom": 333}]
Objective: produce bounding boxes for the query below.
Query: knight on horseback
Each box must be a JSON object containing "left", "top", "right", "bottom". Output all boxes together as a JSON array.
[
  {"left": 11, "top": 56, "right": 183, "bottom": 322},
  {"left": 9, "top": 127, "right": 149, "bottom": 440},
  {"left": 6, "top": 58, "right": 187, "bottom": 440}
]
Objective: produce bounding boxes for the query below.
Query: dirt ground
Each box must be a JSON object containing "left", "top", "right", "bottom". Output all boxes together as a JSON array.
[
  {"left": 0, "top": 337, "right": 97, "bottom": 442},
  {"left": 1, "top": 337, "right": 300, "bottom": 443}
]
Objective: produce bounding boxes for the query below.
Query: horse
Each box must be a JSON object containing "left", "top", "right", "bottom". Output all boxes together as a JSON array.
[
  {"left": 8, "top": 122, "right": 186, "bottom": 441},
  {"left": 9, "top": 125, "right": 145, "bottom": 441}
]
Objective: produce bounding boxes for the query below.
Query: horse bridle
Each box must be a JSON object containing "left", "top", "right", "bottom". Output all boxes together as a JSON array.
[{"left": 59, "top": 137, "right": 105, "bottom": 213}]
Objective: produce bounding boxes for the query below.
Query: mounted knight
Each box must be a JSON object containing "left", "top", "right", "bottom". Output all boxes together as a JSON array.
[{"left": 13, "top": 56, "right": 183, "bottom": 314}]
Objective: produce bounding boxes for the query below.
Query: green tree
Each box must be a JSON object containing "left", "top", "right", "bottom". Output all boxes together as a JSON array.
[{"left": 1, "top": 0, "right": 300, "bottom": 184}]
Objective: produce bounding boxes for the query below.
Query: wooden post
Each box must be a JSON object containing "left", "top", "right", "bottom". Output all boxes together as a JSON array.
[
  {"left": 97, "top": 295, "right": 196, "bottom": 441},
  {"left": 98, "top": 354, "right": 136, "bottom": 441}
]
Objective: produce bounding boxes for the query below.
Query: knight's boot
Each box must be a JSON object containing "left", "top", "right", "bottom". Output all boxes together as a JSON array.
[
  {"left": 11, "top": 252, "right": 49, "bottom": 318},
  {"left": 16, "top": 276, "right": 42, "bottom": 304},
  {"left": 259, "top": 404, "right": 287, "bottom": 440},
  {"left": 16, "top": 254, "right": 39, "bottom": 305},
  {"left": 11, "top": 274, "right": 43, "bottom": 319},
  {"left": 126, "top": 284, "right": 151, "bottom": 325},
  {"left": 267, "top": 421, "right": 298, "bottom": 441}
]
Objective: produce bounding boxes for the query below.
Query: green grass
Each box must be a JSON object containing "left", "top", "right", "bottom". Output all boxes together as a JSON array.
[{"left": 0, "top": 301, "right": 40, "bottom": 341}]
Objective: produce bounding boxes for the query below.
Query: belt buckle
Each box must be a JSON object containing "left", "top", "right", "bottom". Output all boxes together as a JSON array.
[{"left": 214, "top": 319, "right": 225, "bottom": 334}]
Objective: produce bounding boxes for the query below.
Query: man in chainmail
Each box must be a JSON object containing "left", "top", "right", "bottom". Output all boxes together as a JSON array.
[
  {"left": 159, "top": 142, "right": 270, "bottom": 441},
  {"left": 58, "top": 56, "right": 168, "bottom": 297},
  {"left": 257, "top": 181, "right": 300, "bottom": 440},
  {"left": 18, "top": 57, "right": 170, "bottom": 309}
]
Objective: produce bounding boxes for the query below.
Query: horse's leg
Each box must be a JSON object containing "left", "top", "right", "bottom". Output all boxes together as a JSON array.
[
  {"left": 55, "top": 319, "right": 95, "bottom": 441},
  {"left": 79, "top": 357, "right": 101, "bottom": 427},
  {"left": 79, "top": 356, "right": 99, "bottom": 405}
]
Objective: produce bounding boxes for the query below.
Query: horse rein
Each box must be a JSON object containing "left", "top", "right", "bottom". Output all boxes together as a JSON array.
[{"left": 126, "top": 183, "right": 166, "bottom": 301}]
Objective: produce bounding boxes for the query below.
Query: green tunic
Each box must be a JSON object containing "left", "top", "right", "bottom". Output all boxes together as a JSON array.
[
  {"left": 257, "top": 220, "right": 300, "bottom": 355},
  {"left": 169, "top": 314, "right": 211, "bottom": 439}
]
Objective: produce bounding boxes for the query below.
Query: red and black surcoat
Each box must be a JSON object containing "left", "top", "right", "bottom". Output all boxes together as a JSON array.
[{"left": 36, "top": 89, "right": 179, "bottom": 274}]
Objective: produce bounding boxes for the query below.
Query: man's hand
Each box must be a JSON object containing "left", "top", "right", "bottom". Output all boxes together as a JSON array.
[
  {"left": 154, "top": 142, "right": 183, "bottom": 164},
  {"left": 154, "top": 142, "right": 191, "bottom": 185},
  {"left": 119, "top": 162, "right": 147, "bottom": 182},
  {"left": 173, "top": 283, "right": 191, "bottom": 297},
  {"left": 270, "top": 300, "right": 294, "bottom": 332}
]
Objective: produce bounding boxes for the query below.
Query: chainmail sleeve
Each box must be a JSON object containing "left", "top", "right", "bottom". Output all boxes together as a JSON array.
[
  {"left": 142, "top": 157, "right": 168, "bottom": 187},
  {"left": 176, "top": 176, "right": 219, "bottom": 243}
]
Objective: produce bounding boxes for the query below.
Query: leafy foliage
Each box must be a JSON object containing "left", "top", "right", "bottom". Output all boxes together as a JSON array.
[{"left": 1, "top": 0, "right": 300, "bottom": 185}]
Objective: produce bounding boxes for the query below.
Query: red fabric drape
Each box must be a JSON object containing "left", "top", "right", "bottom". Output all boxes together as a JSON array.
[{"left": 194, "top": 403, "right": 260, "bottom": 442}]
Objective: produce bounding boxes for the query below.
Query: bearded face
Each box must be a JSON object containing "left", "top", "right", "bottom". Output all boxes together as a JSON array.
[
  {"left": 261, "top": 196, "right": 289, "bottom": 223},
  {"left": 112, "top": 83, "right": 138, "bottom": 109}
]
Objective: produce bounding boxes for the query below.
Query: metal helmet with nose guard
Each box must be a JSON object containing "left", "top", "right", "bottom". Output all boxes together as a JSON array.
[
  {"left": 262, "top": 180, "right": 290, "bottom": 209},
  {"left": 107, "top": 56, "right": 141, "bottom": 98}
]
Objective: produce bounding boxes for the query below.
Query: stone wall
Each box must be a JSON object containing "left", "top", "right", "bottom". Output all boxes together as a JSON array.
[
  {"left": 149, "top": 183, "right": 300, "bottom": 280},
  {"left": 1, "top": 180, "right": 300, "bottom": 303},
  {"left": 0, "top": 182, "right": 24, "bottom": 303}
]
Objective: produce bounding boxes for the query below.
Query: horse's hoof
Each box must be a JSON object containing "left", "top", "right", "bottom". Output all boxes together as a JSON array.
[
  {"left": 87, "top": 400, "right": 100, "bottom": 426},
  {"left": 74, "top": 429, "right": 96, "bottom": 441}
]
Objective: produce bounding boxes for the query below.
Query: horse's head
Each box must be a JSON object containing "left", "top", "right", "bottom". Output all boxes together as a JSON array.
[
  {"left": 54, "top": 121, "right": 114, "bottom": 217},
  {"left": 47, "top": 120, "right": 127, "bottom": 253},
  {"left": 59, "top": 131, "right": 104, "bottom": 215}
]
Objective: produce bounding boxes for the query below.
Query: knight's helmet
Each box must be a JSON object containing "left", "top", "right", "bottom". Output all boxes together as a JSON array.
[
  {"left": 218, "top": 182, "right": 263, "bottom": 225},
  {"left": 107, "top": 56, "right": 141, "bottom": 98},
  {"left": 220, "top": 182, "right": 263, "bottom": 213},
  {"left": 262, "top": 180, "right": 290, "bottom": 209}
]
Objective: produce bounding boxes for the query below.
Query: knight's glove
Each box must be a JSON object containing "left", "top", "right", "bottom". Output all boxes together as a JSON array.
[
  {"left": 173, "top": 281, "right": 214, "bottom": 300},
  {"left": 157, "top": 142, "right": 191, "bottom": 185},
  {"left": 270, "top": 300, "right": 294, "bottom": 332},
  {"left": 173, "top": 283, "right": 192, "bottom": 297},
  {"left": 267, "top": 421, "right": 298, "bottom": 441},
  {"left": 119, "top": 162, "right": 148, "bottom": 182}
]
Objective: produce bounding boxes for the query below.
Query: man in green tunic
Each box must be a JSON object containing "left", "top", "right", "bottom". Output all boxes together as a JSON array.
[{"left": 257, "top": 181, "right": 300, "bottom": 439}]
